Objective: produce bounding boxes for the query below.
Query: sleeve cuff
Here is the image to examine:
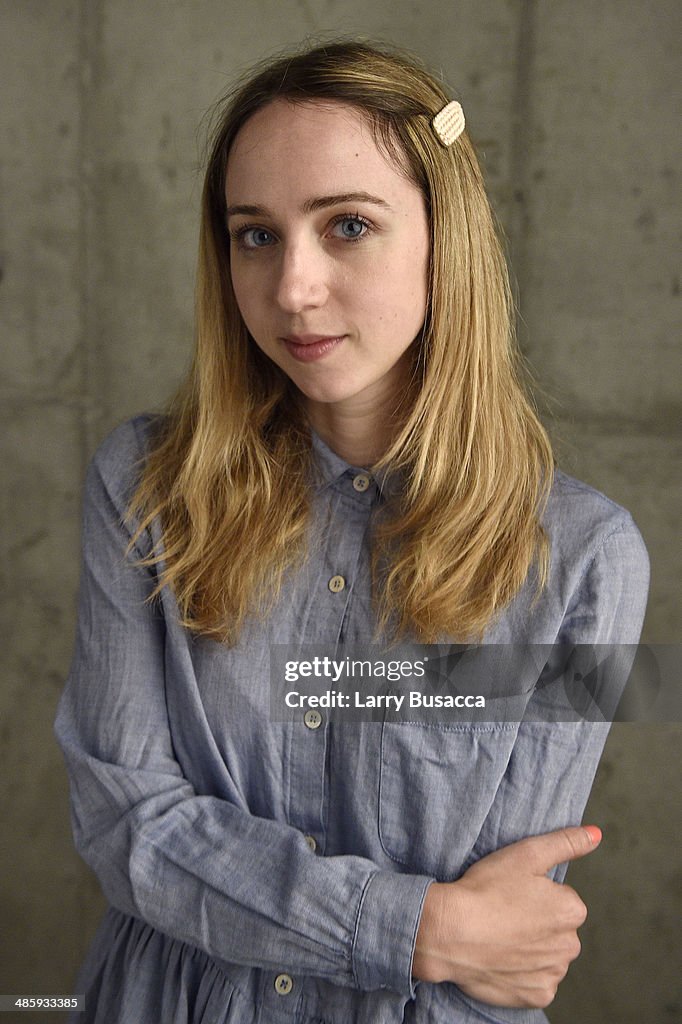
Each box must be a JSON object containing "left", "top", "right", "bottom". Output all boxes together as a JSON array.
[{"left": 352, "top": 870, "right": 434, "bottom": 998}]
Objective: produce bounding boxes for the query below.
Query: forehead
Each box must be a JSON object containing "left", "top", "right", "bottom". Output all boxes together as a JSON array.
[{"left": 225, "top": 98, "right": 413, "bottom": 203}]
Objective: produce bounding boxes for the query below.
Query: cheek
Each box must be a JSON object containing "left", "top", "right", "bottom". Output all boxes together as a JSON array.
[
  {"left": 403, "top": 242, "right": 430, "bottom": 320},
  {"left": 230, "top": 263, "right": 261, "bottom": 327},
  {"left": 385, "top": 252, "right": 428, "bottom": 321},
  {"left": 383, "top": 230, "right": 429, "bottom": 303},
  {"left": 230, "top": 255, "right": 248, "bottom": 293}
]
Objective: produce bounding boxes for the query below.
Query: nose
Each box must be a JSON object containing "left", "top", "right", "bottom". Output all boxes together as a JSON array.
[{"left": 274, "top": 237, "right": 329, "bottom": 314}]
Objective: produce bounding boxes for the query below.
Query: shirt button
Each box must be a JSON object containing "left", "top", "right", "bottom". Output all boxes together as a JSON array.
[
  {"left": 304, "top": 709, "right": 323, "bottom": 730},
  {"left": 304, "top": 834, "right": 318, "bottom": 852},
  {"left": 328, "top": 574, "right": 346, "bottom": 593},
  {"left": 274, "top": 973, "right": 294, "bottom": 995},
  {"left": 352, "top": 473, "right": 371, "bottom": 492}
]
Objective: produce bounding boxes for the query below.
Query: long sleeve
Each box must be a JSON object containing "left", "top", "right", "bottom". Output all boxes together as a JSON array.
[
  {"left": 54, "top": 423, "right": 431, "bottom": 1000},
  {"left": 468, "top": 513, "right": 650, "bottom": 870},
  {"left": 440, "top": 517, "right": 650, "bottom": 1020},
  {"left": 417, "top": 506, "right": 650, "bottom": 1022}
]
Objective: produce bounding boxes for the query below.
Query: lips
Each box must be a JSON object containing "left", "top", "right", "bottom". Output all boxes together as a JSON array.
[
  {"left": 281, "top": 334, "right": 346, "bottom": 363},
  {"left": 284, "top": 334, "right": 344, "bottom": 346}
]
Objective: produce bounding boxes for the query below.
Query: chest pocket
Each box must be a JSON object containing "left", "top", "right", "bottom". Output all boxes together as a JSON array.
[{"left": 378, "top": 721, "right": 519, "bottom": 880}]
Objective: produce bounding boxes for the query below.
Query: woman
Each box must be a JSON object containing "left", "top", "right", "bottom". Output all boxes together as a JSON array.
[{"left": 55, "top": 40, "right": 650, "bottom": 1023}]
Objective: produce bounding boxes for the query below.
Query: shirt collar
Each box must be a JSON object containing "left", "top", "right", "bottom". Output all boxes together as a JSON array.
[
  {"left": 310, "top": 429, "right": 355, "bottom": 489},
  {"left": 310, "top": 429, "right": 403, "bottom": 502}
]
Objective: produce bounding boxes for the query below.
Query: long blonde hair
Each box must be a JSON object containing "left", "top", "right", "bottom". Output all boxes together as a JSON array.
[{"left": 128, "top": 39, "right": 553, "bottom": 644}]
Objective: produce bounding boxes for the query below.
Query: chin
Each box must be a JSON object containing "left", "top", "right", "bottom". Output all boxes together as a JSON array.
[
  {"left": 287, "top": 373, "right": 363, "bottom": 407},
  {"left": 294, "top": 384, "right": 358, "bottom": 406}
]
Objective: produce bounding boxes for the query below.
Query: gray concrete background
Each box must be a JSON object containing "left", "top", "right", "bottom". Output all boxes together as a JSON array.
[{"left": 1, "top": 1, "right": 679, "bottom": 1022}]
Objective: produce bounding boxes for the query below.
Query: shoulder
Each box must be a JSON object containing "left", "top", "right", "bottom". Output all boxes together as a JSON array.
[
  {"left": 87, "top": 414, "right": 166, "bottom": 509},
  {"left": 90, "top": 413, "right": 164, "bottom": 477},
  {"left": 543, "top": 468, "right": 647, "bottom": 566},
  {"left": 88, "top": 413, "right": 163, "bottom": 481},
  {"left": 540, "top": 468, "right": 650, "bottom": 642}
]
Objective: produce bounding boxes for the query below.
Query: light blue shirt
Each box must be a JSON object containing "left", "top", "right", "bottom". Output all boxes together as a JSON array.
[{"left": 55, "top": 415, "right": 650, "bottom": 1024}]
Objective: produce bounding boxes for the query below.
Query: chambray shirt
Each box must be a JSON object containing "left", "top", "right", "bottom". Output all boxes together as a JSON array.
[{"left": 55, "top": 415, "right": 649, "bottom": 1024}]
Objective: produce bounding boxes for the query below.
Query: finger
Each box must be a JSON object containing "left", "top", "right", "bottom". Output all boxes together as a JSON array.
[
  {"left": 513, "top": 825, "right": 602, "bottom": 875},
  {"left": 534, "top": 825, "right": 602, "bottom": 874}
]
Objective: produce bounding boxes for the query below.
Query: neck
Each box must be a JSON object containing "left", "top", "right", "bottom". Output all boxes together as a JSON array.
[
  {"left": 301, "top": 352, "right": 416, "bottom": 467},
  {"left": 307, "top": 390, "right": 412, "bottom": 468},
  {"left": 307, "top": 406, "right": 390, "bottom": 467}
]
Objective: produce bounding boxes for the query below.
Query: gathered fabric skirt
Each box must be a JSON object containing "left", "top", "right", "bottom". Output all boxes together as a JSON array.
[{"left": 69, "top": 906, "right": 550, "bottom": 1024}]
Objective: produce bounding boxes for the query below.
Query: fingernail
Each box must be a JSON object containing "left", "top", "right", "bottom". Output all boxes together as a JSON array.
[{"left": 584, "top": 825, "right": 602, "bottom": 845}]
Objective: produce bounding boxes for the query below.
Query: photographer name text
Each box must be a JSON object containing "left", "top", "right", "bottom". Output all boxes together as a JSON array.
[{"left": 284, "top": 690, "right": 485, "bottom": 710}]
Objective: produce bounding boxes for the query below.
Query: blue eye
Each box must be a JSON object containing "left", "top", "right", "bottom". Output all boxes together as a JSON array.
[
  {"left": 231, "top": 226, "right": 275, "bottom": 250},
  {"left": 332, "top": 216, "right": 370, "bottom": 241}
]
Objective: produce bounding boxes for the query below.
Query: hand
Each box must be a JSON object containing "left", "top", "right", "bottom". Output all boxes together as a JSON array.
[{"left": 412, "top": 825, "right": 602, "bottom": 1009}]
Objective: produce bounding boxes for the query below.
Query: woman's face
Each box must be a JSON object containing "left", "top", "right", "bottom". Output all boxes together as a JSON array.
[{"left": 225, "top": 99, "right": 430, "bottom": 419}]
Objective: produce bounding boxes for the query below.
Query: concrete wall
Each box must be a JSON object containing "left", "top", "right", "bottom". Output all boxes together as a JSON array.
[{"left": 1, "top": 2, "right": 679, "bottom": 1022}]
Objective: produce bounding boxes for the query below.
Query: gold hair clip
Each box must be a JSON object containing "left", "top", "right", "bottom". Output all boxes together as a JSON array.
[{"left": 432, "top": 100, "right": 465, "bottom": 146}]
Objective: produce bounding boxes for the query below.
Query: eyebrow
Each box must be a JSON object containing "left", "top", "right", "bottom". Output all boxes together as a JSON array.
[{"left": 226, "top": 191, "right": 393, "bottom": 219}]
